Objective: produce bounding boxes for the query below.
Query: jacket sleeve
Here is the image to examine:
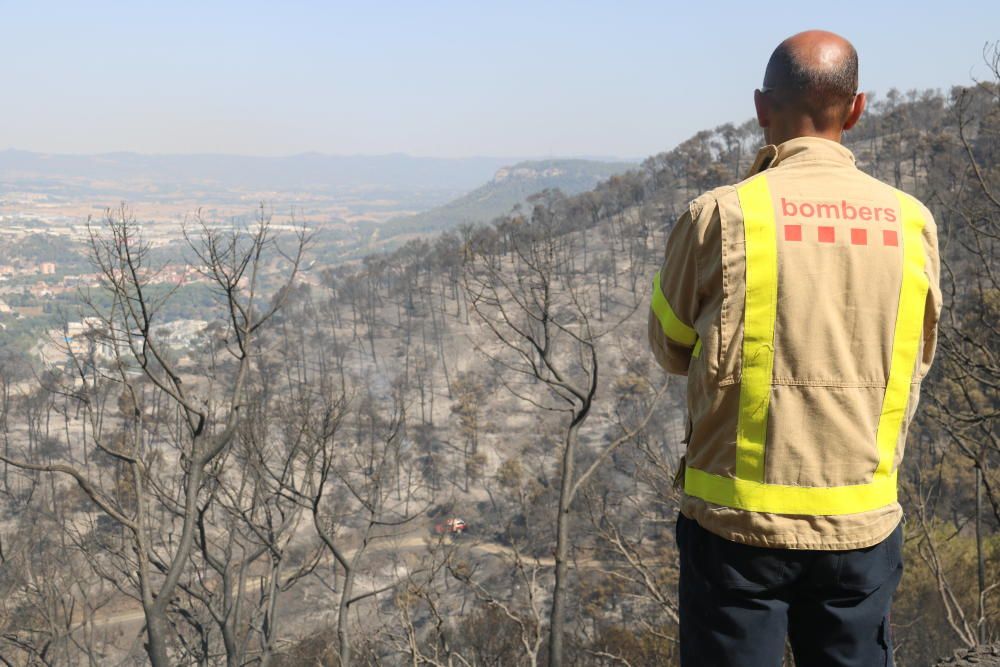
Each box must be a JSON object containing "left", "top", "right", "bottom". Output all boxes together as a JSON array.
[
  {"left": 648, "top": 202, "right": 704, "bottom": 375},
  {"left": 919, "top": 211, "right": 943, "bottom": 377}
]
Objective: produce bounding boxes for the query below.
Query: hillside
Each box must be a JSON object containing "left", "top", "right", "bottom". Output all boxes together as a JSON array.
[
  {"left": 270, "top": 82, "right": 999, "bottom": 665},
  {"left": 0, "top": 79, "right": 996, "bottom": 667},
  {"left": 379, "top": 158, "right": 634, "bottom": 236}
]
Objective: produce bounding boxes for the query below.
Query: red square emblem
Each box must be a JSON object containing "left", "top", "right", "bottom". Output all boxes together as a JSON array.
[
  {"left": 883, "top": 230, "right": 898, "bottom": 246},
  {"left": 851, "top": 228, "right": 867, "bottom": 245},
  {"left": 784, "top": 224, "right": 802, "bottom": 241},
  {"left": 818, "top": 226, "right": 836, "bottom": 243}
]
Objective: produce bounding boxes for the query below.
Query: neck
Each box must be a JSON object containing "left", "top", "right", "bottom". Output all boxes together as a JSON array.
[{"left": 766, "top": 118, "right": 843, "bottom": 146}]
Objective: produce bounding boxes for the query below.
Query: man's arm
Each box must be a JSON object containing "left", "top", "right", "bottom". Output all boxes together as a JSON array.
[
  {"left": 648, "top": 203, "right": 704, "bottom": 375},
  {"left": 919, "top": 212, "right": 943, "bottom": 377}
]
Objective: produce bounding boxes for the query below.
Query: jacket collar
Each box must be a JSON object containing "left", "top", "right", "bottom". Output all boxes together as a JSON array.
[{"left": 746, "top": 136, "right": 856, "bottom": 178}]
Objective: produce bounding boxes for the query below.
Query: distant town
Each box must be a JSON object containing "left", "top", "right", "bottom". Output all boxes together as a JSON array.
[{"left": 0, "top": 153, "right": 631, "bottom": 364}]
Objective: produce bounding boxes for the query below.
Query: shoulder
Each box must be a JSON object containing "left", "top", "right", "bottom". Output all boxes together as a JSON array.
[
  {"left": 687, "top": 185, "right": 735, "bottom": 226},
  {"left": 856, "top": 171, "right": 938, "bottom": 232},
  {"left": 904, "top": 194, "right": 938, "bottom": 233},
  {"left": 675, "top": 185, "right": 734, "bottom": 250}
]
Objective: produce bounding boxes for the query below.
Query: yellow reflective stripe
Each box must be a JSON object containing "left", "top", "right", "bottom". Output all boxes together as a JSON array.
[
  {"left": 651, "top": 270, "right": 697, "bottom": 346},
  {"left": 874, "top": 193, "right": 929, "bottom": 478},
  {"left": 683, "top": 183, "right": 925, "bottom": 515},
  {"left": 685, "top": 466, "right": 898, "bottom": 516},
  {"left": 734, "top": 175, "right": 778, "bottom": 483},
  {"left": 692, "top": 338, "right": 703, "bottom": 359}
]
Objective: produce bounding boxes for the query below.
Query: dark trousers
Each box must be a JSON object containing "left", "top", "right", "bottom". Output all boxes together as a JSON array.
[{"left": 677, "top": 514, "right": 903, "bottom": 667}]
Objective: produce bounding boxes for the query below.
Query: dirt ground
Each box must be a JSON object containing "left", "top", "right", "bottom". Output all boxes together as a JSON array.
[{"left": 933, "top": 644, "right": 1000, "bottom": 666}]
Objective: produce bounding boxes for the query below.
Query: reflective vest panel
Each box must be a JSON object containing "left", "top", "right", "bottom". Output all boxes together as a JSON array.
[{"left": 684, "top": 174, "right": 929, "bottom": 516}]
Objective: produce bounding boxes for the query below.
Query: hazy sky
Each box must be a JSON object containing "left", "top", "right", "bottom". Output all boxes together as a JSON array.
[{"left": 3, "top": 1, "right": 997, "bottom": 159}]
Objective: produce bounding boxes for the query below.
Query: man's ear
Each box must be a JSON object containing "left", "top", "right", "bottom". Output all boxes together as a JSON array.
[
  {"left": 843, "top": 92, "right": 866, "bottom": 131},
  {"left": 754, "top": 89, "right": 770, "bottom": 128}
]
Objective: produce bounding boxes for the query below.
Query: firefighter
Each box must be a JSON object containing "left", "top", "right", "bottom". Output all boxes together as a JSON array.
[{"left": 648, "top": 30, "right": 942, "bottom": 666}]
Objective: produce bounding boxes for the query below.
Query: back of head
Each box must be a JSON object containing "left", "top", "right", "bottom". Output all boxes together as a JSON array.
[{"left": 763, "top": 30, "right": 859, "bottom": 131}]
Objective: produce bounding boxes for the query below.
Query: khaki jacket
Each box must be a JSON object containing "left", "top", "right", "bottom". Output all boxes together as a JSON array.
[{"left": 649, "top": 137, "right": 942, "bottom": 549}]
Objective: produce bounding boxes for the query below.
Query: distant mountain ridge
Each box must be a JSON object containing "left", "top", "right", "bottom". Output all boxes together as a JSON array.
[
  {"left": 380, "top": 158, "right": 634, "bottom": 236},
  {"left": 0, "top": 149, "right": 537, "bottom": 194}
]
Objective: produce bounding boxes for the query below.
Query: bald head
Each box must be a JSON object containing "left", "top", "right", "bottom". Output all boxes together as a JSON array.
[{"left": 762, "top": 30, "right": 859, "bottom": 130}]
